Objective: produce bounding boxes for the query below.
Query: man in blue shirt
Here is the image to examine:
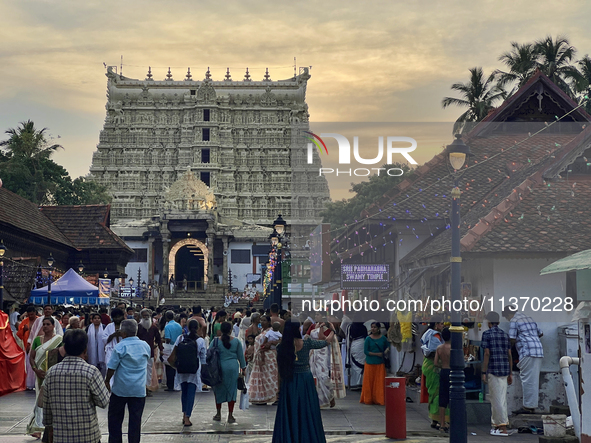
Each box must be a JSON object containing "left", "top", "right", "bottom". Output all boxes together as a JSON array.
[
  {"left": 481, "top": 311, "right": 513, "bottom": 437},
  {"left": 163, "top": 310, "right": 183, "bottom": 391},
  {"left": 105, "top": 319, "right": 151, "bottom": 443}
]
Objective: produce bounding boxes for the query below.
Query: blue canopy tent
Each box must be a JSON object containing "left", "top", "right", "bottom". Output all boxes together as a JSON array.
[{"left": 29, "top": 268, "right": 108, "bottom": 305}]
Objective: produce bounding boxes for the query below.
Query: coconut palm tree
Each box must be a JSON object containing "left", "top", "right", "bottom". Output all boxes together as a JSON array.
[
  {"left": 442, "top": 67, "right": 507, "bottom": 134},
  {"left": 494, "top": 42, "right": 539, "bottom": 92},
  {"left": 0, "top": 120, "right": 63, "bottom": 203},
  {"left": 534, "top": 35, "right": 583, "bottom": 97},
  {"left": 577, "top": 55, "right": 591, "bottom": 114}
]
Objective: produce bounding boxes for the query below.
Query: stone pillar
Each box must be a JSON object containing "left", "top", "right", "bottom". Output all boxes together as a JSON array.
[
  {"left": 206, "top": 222, "right": 215, "bottom": 290},
  {"left": 161, "top": 220, "right": 171, "bottom": 293},
  {"left": 147, "top": 237, "right": 155, "bottom": 282},
  {"left": 222, "top": 236, "right": 229, "bottom": 289}
]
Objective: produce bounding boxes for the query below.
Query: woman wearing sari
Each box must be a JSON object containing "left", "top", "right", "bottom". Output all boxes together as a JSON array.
[
  {"left": 273, "top": 322, "right": 330, "bottom": 443},
  {"left": 26, "top": 317, "right": 63, "bottom": 439},
  {"left": 360, "top": 322, "right": 389, "bottom": 405},
  {"left": 308, "top": 315, "right": 346, "bottom": 408},
  {"left": 420, "top": 317, "right": 445, "bottom": 429},
  {"left": 248, "top": 315, "right": 279, "bottom": 405}
]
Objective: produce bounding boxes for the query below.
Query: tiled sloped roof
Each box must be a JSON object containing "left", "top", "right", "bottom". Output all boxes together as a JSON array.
[
  {"left": 361, "top": 71, "right": 589, "bottom": 223},
  {"left": 362, "top": 133, "right": 576, "bottom": 222},
  {"left": 471, "top": 70, "right": 591, "bottom": 134},
  {"left": 468, "top": 176, "right": 591, "bottom": 253},
  {"left": 41, "top": 205, "right": 132, "bottom": 252},
  {"left": 0, "top": 187, "right": 74, "bottom": 247},
  {"left": 399, "top": 160, "right": 546, "bottom": 265},
  {"left": 401, "top": 160, "right": 591, "bottom": 266}
]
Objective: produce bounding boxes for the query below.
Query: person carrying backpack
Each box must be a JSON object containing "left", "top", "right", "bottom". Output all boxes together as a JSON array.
[{"left": 169, "top": 319, "right": 206, "bottom": 426}]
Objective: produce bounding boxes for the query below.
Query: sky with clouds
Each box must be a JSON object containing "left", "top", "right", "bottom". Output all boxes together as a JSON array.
[{"left": 1, "top": 0, "right": 591, "bottom": 200}]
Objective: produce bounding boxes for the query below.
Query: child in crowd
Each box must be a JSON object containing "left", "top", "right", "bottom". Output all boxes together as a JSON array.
[
  {"left": 245, "top": 334, "right": 256, "bottom": 365},
  {"left": 434, "top": 327, "right": 451, "bottom": 433},
  {"left": 264, "top": 322, "right": 283, "bottom": 350}
]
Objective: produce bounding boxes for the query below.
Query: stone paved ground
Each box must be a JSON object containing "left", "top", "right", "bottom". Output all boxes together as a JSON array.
[{"left": 0, "top": 387, "right": 539, "bottom": 442}]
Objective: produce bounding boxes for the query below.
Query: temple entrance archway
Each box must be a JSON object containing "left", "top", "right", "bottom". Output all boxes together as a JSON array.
[{"left": 169, "top": 239, "right": 208, "bottom": 289}]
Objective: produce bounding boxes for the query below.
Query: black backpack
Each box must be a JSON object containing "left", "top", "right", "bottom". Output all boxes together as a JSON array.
[
  {"left": 176, "top": 335, "right": 199, "bottom": 374},
  {"left": 201, "top": 338, "right": 223, "bottom": 387}
]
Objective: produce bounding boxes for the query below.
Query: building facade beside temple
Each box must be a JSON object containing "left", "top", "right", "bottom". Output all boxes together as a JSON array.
[{"left": 89, "top": 66, "right": 329, "bottom": 298}]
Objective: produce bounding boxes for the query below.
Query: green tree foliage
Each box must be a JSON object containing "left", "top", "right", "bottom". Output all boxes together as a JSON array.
[
  {"left": 577, "top": 55, "right": 591, "bottom": 114},
  {"left": 442, "top": 67, "right": 507, "bottom": 134},
  {"left": 445, "top": 36, "right": 591, "bottom": 134},
  {"left": 534, "top": 35, "right": 583, "bottom": 97},
  {"left": 0, "top": 120, "right": 111, "bottom": 205},
  {"left": 320, "top": 163, "right": 413, "bottom": 229},
  {"left": 495, "top": 42, "right": 539, "bottom": 91}
]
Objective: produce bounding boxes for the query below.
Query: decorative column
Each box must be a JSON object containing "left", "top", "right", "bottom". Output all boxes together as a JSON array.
[
  {"left": 147, "top": 237, "right": 155, "bottom": 282},
  {"left": 161, "top": 220, "right": 171, "bottom": 291},
  {"left": 222, "top": 236, "right": 229, "bottom": 289},
  {"left": 206, "top": 222, "right": 215, "bottom": 290}
]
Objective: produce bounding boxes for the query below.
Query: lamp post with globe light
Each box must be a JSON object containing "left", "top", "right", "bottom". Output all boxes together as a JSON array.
[
  {"left": 272, "top": 214, "right": 287, "bottom": 308},
  {"left": 47, "top": 253, "right": 54, "bottom": 306},
  {"left": 129, "top": 276, "right": 134, "bottom": 301},
  {"left": 446, "top": 134, "right": 472, "bottom": 443}
]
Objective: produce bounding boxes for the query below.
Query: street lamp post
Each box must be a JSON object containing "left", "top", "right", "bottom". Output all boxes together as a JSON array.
[
  {"left": 129, "top": 277, "right": 134, "bottom": 302},
  {"left": 78, "top": 260, "right": 85, "bottom": 274},
  {"left": 446, "top": 134, "right": 472, "bottom": 443},
  {"left": 273, "top": 214, "right": 287, "bottom": 309},
  {"left": 47, "top": 253, "right": 54, "bottom": 306},
  {"left": 0, "top": 240, "right": 7, "bottom": 311}
]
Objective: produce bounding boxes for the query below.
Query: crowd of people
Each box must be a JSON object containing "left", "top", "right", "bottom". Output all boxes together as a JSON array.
[
  {"left": 7, "top": 301, "right": 394, "bottom": 443},
  {"left": 419, "top": 308, "right": 545, "bottom": 437},
  {"left": 7, "top": 299, "right": 544, "bottom": 442}
]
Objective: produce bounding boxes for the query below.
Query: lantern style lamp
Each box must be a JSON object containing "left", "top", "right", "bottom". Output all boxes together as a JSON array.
[
  {"left": 445, "top": 133, "right": 472, "bottom": 443},
  {"left": 446, "top": 134, "right": 472, "bottom": 170},
  {"left": 269, "top": 230, "right": 279, "bottom": 247},
  {"left": 273, "top": 214, "right": 286, "bottom": 236}
]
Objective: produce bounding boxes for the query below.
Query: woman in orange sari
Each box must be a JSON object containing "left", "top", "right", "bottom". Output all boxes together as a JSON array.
[{"left": 360, "top": 322, "right": 389, "bottom": 405}]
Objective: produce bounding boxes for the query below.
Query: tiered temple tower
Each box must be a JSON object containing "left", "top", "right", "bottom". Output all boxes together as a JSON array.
[
  {"left": 89, "top": 65, "right": 329, "bottom": 297},
  {"left": 89, "top": 65, "right": 329, "bottom": 225}
]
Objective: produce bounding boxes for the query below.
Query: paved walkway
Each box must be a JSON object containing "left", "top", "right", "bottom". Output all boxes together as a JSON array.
[{"left": 0, "top": 387, "right": 539, "bottom": 442}]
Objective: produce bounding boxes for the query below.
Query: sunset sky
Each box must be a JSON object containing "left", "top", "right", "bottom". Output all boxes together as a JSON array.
[{"left": 2, "top": 0, "right": 591, "bottom": 200}]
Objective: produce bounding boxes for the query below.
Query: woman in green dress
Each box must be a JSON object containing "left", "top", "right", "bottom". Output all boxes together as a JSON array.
[
  {"left": 273, "top": 321, "right": 332, "bottom": 443},
  {"left": 26, "top": 317, "right": 63, "bottom": 438},
  {"left": 210, "top": 321, "right": 246, "bottom": 423}
]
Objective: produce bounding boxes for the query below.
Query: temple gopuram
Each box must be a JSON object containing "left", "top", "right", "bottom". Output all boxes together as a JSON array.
[{"left": 89, "top": 65, "right": 329, "bottom": 298}]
